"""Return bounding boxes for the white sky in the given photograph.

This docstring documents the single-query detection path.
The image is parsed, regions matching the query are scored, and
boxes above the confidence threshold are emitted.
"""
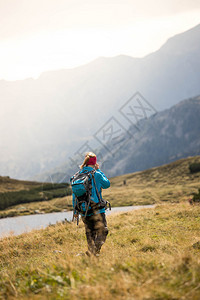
[0,0,200,80]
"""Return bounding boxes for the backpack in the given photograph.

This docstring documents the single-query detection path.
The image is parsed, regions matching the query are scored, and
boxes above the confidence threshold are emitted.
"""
[70,169,111,219]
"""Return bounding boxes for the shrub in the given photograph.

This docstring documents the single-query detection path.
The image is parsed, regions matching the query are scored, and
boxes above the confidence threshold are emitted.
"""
[189,162,200,174]
[192,188,200,203]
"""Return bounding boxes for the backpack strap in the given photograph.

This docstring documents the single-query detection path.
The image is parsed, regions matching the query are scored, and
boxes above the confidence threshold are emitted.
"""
[84,169,96,216]
[91,173,101,201]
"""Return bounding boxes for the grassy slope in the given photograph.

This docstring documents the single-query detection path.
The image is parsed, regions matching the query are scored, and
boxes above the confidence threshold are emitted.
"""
[0,176,71,218]
[103,155,200,206]
[1,155,200,219]
[0,176,42,193]
[0,203,200,299]
[0,177,47,218]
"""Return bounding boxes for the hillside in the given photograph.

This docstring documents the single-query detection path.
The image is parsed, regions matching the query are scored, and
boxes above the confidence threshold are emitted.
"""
[0,176,42,193]
[1,155,200,219]
[103,155,200,206]
[1,24,200,179]
[0,177,71,217]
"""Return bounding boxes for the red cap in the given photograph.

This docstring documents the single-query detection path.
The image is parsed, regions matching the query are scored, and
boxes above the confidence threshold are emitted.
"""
[86,156,97,166]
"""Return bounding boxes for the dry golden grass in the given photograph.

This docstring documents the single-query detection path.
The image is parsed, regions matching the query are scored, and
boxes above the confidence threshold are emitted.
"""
[0,203,200,299]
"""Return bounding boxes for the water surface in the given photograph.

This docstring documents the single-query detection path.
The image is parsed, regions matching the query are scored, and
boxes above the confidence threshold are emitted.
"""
[0,205,154,238]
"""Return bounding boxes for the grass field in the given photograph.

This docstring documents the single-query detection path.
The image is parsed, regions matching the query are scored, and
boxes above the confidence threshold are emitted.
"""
[0,156,200,299]
[0,203,200,299]
[1,156,200,218]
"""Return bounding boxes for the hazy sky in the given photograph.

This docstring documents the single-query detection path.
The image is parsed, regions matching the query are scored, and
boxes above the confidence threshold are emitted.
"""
[0,0,200,80]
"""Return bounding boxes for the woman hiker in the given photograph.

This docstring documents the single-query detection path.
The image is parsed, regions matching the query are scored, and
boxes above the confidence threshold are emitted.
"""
[72,152,110,256]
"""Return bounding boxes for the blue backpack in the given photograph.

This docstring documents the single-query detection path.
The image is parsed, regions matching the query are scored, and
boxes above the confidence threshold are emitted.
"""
[70,169,94,196]
[70,169,111,219]
[70,169,95,216]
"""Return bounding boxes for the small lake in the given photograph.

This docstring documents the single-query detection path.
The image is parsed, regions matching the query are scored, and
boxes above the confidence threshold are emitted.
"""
[0,205,154,238]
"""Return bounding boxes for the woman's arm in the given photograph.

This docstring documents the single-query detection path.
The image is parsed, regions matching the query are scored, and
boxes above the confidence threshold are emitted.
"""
[95,168,110,189]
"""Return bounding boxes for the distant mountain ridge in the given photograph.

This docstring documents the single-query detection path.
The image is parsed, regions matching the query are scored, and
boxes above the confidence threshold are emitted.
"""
[104,95,200,177]
[1,24,200,179]
[35,95,200,182]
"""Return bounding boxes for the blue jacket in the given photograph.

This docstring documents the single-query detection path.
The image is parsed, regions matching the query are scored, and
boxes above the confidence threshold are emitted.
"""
[72,166,110,216]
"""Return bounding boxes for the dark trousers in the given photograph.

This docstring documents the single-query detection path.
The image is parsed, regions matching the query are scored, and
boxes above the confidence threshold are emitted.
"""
[82,213,108,255]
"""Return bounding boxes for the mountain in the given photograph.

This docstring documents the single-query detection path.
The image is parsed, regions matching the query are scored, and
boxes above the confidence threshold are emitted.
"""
[36,95,200,182]
[104,95,200,177]
[1,24,200,179]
